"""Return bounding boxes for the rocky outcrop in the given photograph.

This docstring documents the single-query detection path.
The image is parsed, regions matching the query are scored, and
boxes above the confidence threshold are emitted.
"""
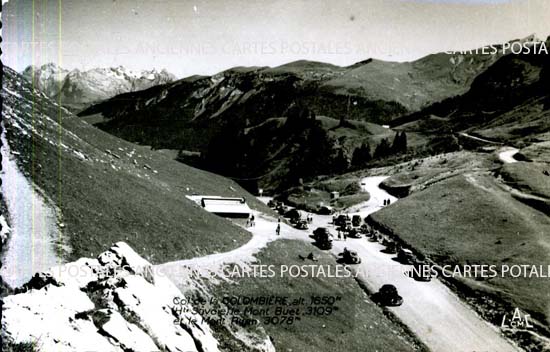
[22,64,176,109]
[1,242,220,352]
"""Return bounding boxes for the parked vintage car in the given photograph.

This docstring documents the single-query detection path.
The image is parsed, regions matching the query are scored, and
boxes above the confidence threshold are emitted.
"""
[294,219,309,230]
[312,227,333,250]
[383,241,398,254]
[352,215,362,227]
[346,228,362,238]
[317,205,334,215]
[334,214,350,226]
[359,224,372,236]
[374,284,403,306]
[285,208,301,220]
[407,263,432,282]
[341,247,361,264]
[397,248,416,265]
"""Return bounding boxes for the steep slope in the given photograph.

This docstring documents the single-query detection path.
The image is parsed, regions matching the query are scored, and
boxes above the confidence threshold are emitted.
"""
[392,37,550,147]
[322,50,502,111]
[1,67,423,352]
[1,66,264,266]
[22,64,176,111]
[76,43,506,191]
[2,242,220,352]
[369,170,550,351]
[79,46,499,144]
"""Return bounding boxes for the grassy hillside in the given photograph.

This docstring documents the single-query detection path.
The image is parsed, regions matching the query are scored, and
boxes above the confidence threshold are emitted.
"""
[498,161,550,199]
[393,40,550,149]
[2,66,269,263]
[211,240,425,352]
[323,49,501,111]
[369,173,550,342]
[378,151,499,196]
[75,45,504,192]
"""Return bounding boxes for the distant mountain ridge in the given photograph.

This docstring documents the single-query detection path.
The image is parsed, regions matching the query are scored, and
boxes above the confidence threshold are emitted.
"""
[391,36,550,144]
[77,35,549,191]
[2,65,260,262]
[78,41,505,144]
[21,63,176,110]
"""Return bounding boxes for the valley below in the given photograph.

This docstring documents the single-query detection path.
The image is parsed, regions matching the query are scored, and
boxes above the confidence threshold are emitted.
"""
[2,36,550,352]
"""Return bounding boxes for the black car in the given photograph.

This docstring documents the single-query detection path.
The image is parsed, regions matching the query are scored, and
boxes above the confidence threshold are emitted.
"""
[285,208,301,220]
[317,206,334,215]
[397,248,416,265]
[341,248,361,264]
[352,215,362,227]
[347,228,361,239]
[313,227,331,240]
[334,214,350,226]
[383,241,398,254]
[294,219,309,230]
[407,263,432,282]
[312,227,333,250]
[374,284,403,306]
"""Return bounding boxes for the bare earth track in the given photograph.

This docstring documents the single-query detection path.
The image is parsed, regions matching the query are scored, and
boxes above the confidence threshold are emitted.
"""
[160,176,519,352]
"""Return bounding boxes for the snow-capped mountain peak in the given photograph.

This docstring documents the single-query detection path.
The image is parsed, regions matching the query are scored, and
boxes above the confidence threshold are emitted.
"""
[21,64,176,110]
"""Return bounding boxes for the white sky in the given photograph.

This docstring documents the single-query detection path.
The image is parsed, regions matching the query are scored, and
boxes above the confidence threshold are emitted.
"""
[2,0,550,78]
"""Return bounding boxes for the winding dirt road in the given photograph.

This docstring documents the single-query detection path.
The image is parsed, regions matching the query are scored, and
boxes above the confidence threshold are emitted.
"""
[161,176,519,351]
[498,147,519,164]
[318,177,518,352]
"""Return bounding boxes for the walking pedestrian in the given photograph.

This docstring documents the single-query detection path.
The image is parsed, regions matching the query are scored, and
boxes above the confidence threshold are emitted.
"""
[250,214,255,227]
[276,224,281,236]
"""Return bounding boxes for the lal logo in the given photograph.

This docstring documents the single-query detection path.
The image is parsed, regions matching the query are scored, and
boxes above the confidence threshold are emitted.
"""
[501,308,533,329]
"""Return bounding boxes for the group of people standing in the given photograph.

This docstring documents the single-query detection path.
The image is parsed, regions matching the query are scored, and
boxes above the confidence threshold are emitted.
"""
[383,199,392,206]
[337,230,347,241]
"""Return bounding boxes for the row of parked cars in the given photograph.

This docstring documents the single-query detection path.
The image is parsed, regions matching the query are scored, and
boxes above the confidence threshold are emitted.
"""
[267,199,334,216]
[311,225,405,306]
[333,214,362,227]
[267,201,310,229]
[382,239,432,282]
[267,199,423,307]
